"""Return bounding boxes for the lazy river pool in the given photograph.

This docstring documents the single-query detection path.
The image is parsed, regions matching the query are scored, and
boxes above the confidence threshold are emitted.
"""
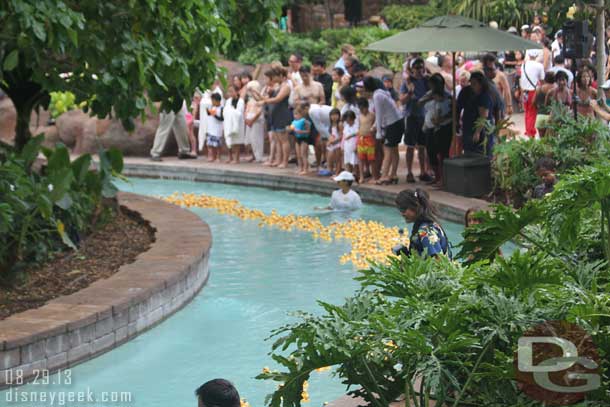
[2,178,471,407]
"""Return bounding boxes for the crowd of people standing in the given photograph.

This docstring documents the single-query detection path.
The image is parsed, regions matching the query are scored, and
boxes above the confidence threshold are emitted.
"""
[150,16,610,188]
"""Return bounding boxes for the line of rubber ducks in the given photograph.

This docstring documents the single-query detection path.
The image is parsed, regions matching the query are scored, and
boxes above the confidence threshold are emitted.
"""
[163,193,410,269]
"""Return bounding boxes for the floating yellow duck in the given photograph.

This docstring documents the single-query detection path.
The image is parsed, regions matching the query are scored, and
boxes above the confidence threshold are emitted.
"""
[164,193,409,269]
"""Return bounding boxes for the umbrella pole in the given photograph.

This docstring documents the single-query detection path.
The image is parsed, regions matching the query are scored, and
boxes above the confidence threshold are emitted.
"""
[451,51,458,157]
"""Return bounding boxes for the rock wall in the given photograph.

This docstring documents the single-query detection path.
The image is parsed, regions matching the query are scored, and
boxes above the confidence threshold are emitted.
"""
[0,99,177,157]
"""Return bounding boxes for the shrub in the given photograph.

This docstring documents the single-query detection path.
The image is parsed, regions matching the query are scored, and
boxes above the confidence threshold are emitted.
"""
[236,27,403,72]
[237,29,329,66]
[381,4,444,30]
[0,137,123,281]
[491,103,610,206]
[258,163,610,406]
[314,26,402,71]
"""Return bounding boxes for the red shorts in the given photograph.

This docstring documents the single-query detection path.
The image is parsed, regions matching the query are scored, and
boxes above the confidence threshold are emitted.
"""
[357,134,375,161]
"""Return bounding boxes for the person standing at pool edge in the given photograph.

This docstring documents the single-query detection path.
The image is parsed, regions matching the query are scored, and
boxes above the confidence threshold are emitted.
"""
[395,188,450,258]
[317,171,362,211]
[195,378,241,407]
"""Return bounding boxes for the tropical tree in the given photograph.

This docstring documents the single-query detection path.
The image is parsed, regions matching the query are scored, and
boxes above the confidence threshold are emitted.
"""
[0,0,281,151]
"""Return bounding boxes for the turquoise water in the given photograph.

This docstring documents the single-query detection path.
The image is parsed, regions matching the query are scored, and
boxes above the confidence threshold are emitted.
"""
[2,179,468,407]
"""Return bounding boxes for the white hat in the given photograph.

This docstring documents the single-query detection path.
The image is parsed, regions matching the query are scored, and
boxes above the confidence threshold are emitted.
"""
[521,24,530,31]
[601,80,610,89]
[526,49,541,58]
[334,171,355,183]
[507,26,518,34]
[489,21,498,29]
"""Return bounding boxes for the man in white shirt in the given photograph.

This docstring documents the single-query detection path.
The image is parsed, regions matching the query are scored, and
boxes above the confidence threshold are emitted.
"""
[549,55,573,88]
[551,30,564,62]
[150,102,196,161]
[520,49,545,137]
[334,44,355,72]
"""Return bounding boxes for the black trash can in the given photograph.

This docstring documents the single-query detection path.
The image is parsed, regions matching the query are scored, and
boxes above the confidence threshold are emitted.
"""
[443,153,491,198]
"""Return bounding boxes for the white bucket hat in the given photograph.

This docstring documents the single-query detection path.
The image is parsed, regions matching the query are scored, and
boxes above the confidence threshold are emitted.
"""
[334,171,355,183]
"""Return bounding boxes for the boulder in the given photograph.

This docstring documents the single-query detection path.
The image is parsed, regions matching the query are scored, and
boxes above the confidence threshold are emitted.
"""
[55,110,92,148]
[0,97,16,143]
[99,113,164,157]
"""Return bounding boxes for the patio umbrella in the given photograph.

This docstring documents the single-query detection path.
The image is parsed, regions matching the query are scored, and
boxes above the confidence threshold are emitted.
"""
[366,15,542,54]
[365,15,543,153]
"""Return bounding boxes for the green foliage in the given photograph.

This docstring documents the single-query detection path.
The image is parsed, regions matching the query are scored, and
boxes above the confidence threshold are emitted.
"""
[237,27,403,72]
[381,3,447,31]
[315,27,402,72]
[260,162,610,406]
[237,29,329,66]
[491,103,610,206]
[0,0,281,149]
[0,137,123,281]
[452,0,534,28]
[491,137,551,206]
[259,249,610,406]
[48,91,86,118]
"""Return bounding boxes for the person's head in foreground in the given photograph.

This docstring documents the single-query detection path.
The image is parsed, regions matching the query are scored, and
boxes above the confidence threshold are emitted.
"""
[195,379,240,407]
[395,188,438,224]
[536,157,556,187]
[395,188,449,258]
[555,71,568,90]
[334,170,355,191]
[469,71,489,95]
[465,207,486,227]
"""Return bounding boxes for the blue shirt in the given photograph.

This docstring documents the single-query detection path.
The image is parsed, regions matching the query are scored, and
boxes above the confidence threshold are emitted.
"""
[291,118,310,139]
[400,77,429,117]
[410,221,450,257]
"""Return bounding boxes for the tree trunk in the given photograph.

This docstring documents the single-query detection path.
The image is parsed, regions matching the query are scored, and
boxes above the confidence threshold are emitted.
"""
[14,101,33,151]
[3,79,44,151]
[595,0,606,83]
[324,0,334,29]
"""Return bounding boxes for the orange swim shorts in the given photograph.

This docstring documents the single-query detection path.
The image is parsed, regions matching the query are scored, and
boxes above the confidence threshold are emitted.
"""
[357,134,375,161]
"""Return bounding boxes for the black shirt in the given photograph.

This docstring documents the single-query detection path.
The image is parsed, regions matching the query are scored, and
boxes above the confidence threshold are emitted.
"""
[314,73,333,106]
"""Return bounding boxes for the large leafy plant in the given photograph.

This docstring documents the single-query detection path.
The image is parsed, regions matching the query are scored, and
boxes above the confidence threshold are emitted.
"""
[490,103,610,206]
[258,163,610,406]
[0,136,123,281]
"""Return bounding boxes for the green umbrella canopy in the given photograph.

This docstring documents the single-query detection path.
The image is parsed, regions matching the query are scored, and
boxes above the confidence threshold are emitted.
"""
[366,15,543,53]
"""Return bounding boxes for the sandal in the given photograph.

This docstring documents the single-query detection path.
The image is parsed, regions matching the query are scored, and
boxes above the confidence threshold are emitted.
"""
[406,173,416,183]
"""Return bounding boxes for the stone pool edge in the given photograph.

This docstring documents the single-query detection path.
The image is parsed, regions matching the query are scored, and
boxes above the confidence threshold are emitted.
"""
[121,161,489,224]
[0,192,212,389]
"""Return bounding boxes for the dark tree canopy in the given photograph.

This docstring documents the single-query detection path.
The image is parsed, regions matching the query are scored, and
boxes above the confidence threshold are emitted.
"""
[0,0,281,149]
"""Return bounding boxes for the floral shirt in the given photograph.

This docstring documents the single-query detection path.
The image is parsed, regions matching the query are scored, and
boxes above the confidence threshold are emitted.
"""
[410,221,450,257]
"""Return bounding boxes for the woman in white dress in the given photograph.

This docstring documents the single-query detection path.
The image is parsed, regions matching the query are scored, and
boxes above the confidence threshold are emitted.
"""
[224,85,246,163]
[244,81,265,162]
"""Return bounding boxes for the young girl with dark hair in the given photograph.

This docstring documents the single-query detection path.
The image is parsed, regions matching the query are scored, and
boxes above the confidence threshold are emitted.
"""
[327,108,343,175]
[394,188,450,257]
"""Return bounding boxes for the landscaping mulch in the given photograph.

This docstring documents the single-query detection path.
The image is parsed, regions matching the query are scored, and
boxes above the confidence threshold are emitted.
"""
[0,207,156,320]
